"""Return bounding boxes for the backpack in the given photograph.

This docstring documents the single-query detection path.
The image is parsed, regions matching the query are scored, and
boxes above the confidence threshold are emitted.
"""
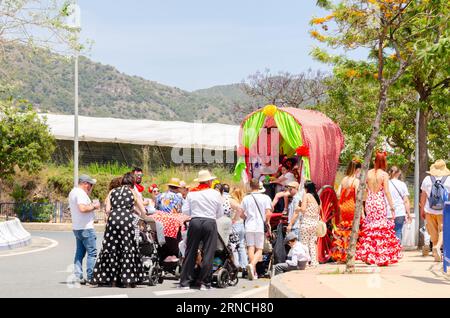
[429,176,449,210]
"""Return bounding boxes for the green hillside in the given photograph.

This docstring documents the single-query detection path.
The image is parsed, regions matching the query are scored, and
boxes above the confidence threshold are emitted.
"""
[1,45,260,124]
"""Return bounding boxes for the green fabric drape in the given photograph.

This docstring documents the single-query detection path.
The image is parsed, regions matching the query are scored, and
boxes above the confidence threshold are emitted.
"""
[280,139,296,157]
[274,111,303,150]
[303,157,311,181]
[274,111,311,179]
[233,157,247,182]
[242,111,267,149]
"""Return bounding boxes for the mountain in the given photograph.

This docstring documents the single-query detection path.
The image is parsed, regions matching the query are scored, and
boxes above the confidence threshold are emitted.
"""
[0,45,260,124]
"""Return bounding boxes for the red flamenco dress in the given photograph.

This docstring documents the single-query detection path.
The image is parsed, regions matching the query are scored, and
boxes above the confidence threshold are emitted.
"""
[331,185,359,263]
[356,187,402,266]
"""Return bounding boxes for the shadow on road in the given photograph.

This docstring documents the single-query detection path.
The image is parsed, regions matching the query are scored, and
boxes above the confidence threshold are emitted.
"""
[402,275,450,285]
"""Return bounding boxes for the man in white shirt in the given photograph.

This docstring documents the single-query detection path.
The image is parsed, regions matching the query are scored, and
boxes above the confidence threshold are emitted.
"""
[69,175,100,284]
[420,160,450,262]
[241,179,273,280]
[274,232,310,276]
[179,170,224,290]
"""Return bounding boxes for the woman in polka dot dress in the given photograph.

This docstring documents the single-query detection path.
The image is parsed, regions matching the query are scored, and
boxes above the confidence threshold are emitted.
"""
[93,173,146,288]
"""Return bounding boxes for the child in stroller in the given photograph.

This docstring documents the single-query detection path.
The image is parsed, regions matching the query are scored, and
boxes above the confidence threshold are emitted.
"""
[138,216,182,286]
[179,216,239,289]
[211,216,240,288]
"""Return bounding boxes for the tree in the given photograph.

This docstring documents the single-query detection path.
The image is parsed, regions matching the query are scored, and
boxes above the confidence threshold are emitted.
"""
[234,69,328,121]
[0,0,78,190]
[317,64,418,171]
[243,69,327,107]
[0,0,79,53]
[311,0,446,272]
[0,99,56,180]
[409,20,450,183]
[0,0,82,95]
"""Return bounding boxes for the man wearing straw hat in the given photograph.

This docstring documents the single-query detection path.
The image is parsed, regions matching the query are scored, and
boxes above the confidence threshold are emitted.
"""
[179,170,224,290]
[420,160,450,262]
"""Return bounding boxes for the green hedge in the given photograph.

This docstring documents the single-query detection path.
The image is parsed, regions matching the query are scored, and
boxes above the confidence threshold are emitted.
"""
[46,165,238,202]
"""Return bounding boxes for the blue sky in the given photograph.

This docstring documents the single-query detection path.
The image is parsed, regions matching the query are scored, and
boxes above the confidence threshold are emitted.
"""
[78,0,365,91]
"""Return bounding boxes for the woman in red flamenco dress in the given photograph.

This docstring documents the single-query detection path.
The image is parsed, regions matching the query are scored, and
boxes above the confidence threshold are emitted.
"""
[356,152,403,266]
[331,159,362,263]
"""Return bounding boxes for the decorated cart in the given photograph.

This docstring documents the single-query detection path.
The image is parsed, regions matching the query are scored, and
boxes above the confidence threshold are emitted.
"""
[233,105,344,263]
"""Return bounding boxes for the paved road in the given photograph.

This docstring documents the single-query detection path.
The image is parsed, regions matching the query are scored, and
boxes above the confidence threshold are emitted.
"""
[0,231,269,298]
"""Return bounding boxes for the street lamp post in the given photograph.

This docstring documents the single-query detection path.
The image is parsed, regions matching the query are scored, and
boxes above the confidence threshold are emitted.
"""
[69,1,81,188]
[74,42,79,188]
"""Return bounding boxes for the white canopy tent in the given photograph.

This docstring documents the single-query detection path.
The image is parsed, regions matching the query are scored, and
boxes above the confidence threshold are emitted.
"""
[39,114,240,151]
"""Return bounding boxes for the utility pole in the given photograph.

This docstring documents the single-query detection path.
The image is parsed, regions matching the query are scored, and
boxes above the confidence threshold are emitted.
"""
[69,1,81,187]
[74,42,79,187]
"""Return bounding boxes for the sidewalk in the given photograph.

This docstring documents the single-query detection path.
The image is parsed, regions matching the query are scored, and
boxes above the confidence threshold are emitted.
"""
[269,251,450,298]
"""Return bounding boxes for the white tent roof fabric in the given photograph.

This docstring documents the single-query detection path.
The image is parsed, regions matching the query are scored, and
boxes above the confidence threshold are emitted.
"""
[40,114,240,151]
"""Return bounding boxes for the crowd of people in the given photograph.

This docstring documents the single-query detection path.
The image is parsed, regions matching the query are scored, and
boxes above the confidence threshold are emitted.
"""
[68,154,450,288]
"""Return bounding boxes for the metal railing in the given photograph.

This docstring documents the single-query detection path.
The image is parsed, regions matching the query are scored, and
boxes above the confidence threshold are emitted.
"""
[0,202,107,224]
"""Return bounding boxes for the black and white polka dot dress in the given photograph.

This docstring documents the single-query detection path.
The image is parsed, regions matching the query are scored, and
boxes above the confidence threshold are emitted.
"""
[93,186,143,286]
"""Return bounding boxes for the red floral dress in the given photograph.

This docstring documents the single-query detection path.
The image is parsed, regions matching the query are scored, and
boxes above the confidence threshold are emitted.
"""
[356,186,402,266]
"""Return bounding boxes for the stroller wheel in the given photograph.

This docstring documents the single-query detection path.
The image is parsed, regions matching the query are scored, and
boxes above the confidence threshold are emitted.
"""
[229,271,239,287]
[148,266,159,287]
[217,269,230,289]
[158,276,164,285]
[174,265,181,279]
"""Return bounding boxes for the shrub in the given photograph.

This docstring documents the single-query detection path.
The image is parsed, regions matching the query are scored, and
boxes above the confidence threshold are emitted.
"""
[15,201,54,223]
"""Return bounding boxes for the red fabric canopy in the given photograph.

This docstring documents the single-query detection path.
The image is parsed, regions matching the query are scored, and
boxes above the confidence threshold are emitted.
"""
[241,107,344,189]
[282,108,344,189]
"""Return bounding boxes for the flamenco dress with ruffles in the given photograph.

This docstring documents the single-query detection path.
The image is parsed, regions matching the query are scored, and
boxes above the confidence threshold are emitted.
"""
[331,185,360,263]
[356,186,402,266]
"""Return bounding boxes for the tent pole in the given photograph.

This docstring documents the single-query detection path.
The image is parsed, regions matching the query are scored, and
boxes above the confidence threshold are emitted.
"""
[117,143,129,167]
[158,146,167,167]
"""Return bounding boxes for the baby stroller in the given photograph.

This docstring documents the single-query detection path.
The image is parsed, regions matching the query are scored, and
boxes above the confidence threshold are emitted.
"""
[211,216,240,288]
[138,216,182,286]
[179,217,239,289]
[255,213,289,278]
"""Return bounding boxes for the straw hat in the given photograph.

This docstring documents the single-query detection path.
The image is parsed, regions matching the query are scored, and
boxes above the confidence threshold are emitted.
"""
[167,178,182,188]
[427,160,450,177]
[194,170,217,183]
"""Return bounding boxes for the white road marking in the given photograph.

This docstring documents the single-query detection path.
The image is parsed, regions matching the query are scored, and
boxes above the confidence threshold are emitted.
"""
[0,237,58,258]
[83,294,129,298]
[153,289,197,296]
[231,286,269,298]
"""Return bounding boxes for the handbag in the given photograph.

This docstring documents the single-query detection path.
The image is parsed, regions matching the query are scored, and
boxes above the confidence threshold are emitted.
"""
[263,236,273,254]
[317,220,327,238]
